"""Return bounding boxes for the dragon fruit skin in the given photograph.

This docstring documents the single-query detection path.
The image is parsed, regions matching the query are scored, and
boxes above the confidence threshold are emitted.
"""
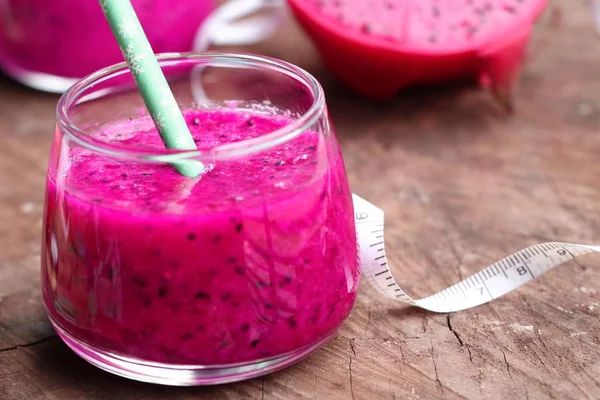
[287,0,549,106]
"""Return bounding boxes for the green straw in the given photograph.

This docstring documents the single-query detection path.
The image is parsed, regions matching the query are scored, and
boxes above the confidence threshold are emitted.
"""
[99,0,203,177]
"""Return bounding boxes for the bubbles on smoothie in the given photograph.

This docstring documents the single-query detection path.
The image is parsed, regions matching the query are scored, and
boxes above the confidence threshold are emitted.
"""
[293,154,309,164]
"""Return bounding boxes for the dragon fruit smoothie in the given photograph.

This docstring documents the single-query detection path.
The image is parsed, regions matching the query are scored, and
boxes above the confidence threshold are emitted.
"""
[42,108,359,367]
[0,0,214,91]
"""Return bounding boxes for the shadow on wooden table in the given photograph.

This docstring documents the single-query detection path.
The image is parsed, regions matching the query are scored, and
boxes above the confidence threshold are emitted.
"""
[0,70,62,103]
[324,78,507,140]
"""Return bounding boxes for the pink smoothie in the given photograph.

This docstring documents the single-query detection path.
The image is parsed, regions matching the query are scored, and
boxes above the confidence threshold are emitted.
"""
[42,109,359,365]
[0,0,214,79]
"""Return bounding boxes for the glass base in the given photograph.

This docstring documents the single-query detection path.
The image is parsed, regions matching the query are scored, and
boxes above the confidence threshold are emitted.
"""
[50,319,332,386]
[0,52,77,93]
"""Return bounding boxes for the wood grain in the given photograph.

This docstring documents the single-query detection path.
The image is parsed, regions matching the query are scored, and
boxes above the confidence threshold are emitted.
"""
[1,0,600,398]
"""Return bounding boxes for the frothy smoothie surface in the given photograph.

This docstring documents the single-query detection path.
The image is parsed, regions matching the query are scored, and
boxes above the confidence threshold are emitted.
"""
[43,109,359,365]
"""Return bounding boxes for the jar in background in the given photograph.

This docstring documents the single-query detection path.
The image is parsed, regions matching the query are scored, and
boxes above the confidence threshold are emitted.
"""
[0,0,215,92]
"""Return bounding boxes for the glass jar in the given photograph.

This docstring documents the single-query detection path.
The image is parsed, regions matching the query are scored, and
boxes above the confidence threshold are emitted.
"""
[0,0,215,93]
[42,52,359,385]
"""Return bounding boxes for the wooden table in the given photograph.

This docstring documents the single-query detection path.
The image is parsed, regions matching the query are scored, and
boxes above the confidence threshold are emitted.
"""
[2,1,600,398]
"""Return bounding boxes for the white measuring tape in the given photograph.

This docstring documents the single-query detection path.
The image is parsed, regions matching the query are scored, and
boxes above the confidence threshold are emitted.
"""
[353,194,600,313]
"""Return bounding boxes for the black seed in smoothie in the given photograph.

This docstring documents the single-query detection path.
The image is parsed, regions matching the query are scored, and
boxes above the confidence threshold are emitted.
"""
[240,323,250,332]
[106,305,117,318]
[311,304,322,324]
[182,332,194,341]
[269,175,275,179]
[100,178,109,183]
[275,160,286,166]
[111,184,120,191]
[187,233,196,241]
[284,275,293,284]
[250,338,260,348]
[142,172,152,177]
[234,265,245,275]
[303,258,310,265]
[326,306,336,320]
[121,173,128,179]
[227,256,237,263]
[265,302,273,310]
[212,235,221,244]
[219,339,232,349]
[235,223,244,232]
[221,293,232,302]
[158,285,168,298]
[70,238,86,259]
[194,291,210,300]
[232,301,240,308]
[287,317,297,329]
[305,145,316,152]
[132,277,146,288]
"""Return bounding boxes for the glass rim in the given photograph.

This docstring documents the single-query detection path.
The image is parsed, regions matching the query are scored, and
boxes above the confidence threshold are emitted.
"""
[56,52,326,163]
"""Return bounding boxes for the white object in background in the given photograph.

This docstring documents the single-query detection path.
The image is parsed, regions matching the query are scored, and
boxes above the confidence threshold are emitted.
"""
[191,0,287,105]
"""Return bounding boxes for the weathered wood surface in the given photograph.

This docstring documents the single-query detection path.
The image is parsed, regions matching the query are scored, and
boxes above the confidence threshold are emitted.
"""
[1,0,600,398]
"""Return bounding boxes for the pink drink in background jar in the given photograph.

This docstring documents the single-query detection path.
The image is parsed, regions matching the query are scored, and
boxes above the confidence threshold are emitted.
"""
[0,0,215,92]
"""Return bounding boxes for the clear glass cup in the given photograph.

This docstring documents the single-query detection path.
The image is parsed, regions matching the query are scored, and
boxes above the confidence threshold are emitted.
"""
[42,52,360,385]
[0,0,215,93]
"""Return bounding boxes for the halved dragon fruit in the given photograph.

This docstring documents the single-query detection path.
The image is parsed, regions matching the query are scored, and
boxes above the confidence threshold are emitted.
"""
[287,0,549,108]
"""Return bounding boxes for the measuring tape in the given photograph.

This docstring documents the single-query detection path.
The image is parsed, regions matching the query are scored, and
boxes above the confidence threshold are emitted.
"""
[353,194,600,313]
